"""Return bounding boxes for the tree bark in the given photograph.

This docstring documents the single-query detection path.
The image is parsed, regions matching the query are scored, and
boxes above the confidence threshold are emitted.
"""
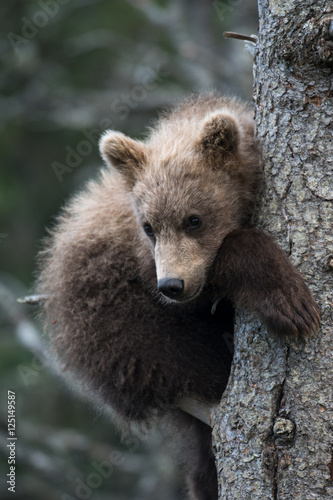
[213,1,333,499]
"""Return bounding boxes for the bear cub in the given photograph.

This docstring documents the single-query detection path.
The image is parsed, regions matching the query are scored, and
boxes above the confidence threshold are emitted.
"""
[37,93,319,500]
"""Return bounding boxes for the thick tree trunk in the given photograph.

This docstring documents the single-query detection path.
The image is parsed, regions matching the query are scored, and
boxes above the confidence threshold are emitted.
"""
[213,1,333,499]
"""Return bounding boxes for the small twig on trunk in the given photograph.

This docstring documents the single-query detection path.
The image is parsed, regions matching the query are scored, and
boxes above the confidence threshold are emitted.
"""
[224,32,257,43]
[177,396,216,427]
[17,294,50,305]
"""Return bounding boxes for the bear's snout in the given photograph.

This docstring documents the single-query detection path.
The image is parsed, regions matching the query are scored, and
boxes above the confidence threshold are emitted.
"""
[157,278,184,299]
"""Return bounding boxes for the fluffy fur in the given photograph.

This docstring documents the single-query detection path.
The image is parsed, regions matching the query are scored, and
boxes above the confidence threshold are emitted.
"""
[37,93,319,500]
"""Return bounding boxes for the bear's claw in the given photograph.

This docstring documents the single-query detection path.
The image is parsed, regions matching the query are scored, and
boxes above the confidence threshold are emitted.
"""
[262,288,320,342]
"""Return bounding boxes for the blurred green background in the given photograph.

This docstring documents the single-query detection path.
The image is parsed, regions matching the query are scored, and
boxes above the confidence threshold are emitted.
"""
[0,1,257,498]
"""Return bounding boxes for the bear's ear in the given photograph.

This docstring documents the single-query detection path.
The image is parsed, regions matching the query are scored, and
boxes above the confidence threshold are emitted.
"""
[197,113,239,163]
[99,131,147,186]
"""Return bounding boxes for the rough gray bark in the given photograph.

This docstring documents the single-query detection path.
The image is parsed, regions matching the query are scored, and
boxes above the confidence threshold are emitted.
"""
[213,1,333,499]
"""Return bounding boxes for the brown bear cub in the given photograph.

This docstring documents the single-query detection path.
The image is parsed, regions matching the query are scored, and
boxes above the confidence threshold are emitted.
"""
[37,93,319,500]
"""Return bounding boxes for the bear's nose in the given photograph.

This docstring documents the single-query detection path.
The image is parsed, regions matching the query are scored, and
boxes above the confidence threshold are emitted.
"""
[157,278,184,299]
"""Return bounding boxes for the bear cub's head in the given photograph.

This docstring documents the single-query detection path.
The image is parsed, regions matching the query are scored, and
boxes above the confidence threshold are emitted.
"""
[100,102,258,303]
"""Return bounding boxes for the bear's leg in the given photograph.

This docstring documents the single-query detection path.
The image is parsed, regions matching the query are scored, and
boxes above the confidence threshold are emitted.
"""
[163,410,218,500]
[211,228,320,340]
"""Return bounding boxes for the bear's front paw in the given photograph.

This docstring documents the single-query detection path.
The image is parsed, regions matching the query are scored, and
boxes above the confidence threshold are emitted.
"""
[259,281,320,341]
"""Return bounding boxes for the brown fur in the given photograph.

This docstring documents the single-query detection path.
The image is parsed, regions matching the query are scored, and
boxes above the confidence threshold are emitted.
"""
[37,93,319,500]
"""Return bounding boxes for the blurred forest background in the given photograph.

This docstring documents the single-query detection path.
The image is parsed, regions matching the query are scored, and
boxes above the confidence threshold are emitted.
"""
[0,1,258,499]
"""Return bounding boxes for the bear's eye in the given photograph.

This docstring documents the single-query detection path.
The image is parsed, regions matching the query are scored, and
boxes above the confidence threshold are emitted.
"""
[187,215,202,229]
[144,223,154,237]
